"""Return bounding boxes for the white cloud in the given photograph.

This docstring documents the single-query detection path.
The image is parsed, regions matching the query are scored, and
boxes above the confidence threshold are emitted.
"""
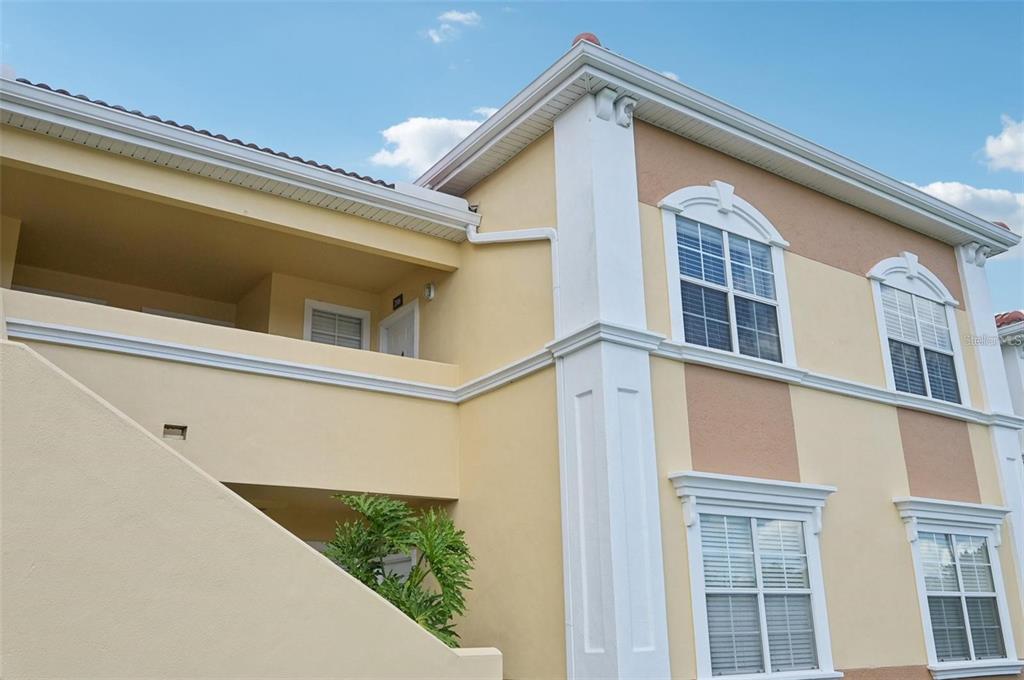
[985,116,1024,172]
[661,71,679,81]
[909,180,1024,259]
[439,10,480,26]
[371,108,495,176]
[425,10,481,43]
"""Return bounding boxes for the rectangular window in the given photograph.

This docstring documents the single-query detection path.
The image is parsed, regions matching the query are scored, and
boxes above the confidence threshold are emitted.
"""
[700,514,819,676]
[676,216,783,363]
[920,532,1006,662]
[880,285,961,403]
[303,300,369,350]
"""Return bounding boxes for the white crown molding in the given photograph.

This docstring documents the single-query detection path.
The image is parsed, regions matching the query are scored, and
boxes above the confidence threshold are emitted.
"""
[894,496,1010,533]
[658,180,790,248]
[416,42,1018,255]
[867,252,959,306]
[671,470,836,521]
[997,320,1024,341]
[0,78,479,242]
[8,316,1023,428]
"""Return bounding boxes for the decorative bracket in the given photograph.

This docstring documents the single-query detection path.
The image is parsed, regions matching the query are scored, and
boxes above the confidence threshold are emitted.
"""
[900,251,920,279]
[962,242,992,267]
[614,95,638,128]
[811,507,824,535]
[682,495,698,527]
[904,516,919,543]
[595,88,617,122]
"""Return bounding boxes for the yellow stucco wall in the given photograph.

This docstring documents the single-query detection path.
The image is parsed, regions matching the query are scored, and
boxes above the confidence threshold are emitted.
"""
[267,271,381,345]
[453,368,565,679]
[464,132,557,232]
[0,340,500,678]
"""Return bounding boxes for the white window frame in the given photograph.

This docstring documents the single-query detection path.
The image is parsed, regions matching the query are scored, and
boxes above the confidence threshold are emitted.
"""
[868,252,971,407]
[660,181,797,367]
[894,497,1023,679]
[378,298,420,358]
[302,299,371,350]
[670,471,840,680]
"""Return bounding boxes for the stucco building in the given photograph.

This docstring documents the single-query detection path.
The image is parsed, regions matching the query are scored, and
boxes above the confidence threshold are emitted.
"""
[2,34,1022,680]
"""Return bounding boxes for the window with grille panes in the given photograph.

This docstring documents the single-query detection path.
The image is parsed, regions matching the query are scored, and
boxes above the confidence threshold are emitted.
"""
[919,532,1008,663]
[675,215,783,363]
[879,284,961,403]
[303,301,369,350]
[699,514,821,676]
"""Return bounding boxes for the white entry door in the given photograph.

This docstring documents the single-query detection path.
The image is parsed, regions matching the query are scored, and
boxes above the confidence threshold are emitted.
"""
[379,300,419,358]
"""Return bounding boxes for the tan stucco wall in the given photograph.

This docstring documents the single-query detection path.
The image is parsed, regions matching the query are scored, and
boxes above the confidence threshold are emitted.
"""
[634,121,965,303]
[452,367,565,679]
[236,273,272,333]
[13,264,237,324]
[1,214,20,287]
[463,132,557,232]
[685,364,801,481]
[786,252,888,386]
[0,340,500,678]
[267,271,381,346]
[898,408,981,503]
[790,387,926,668]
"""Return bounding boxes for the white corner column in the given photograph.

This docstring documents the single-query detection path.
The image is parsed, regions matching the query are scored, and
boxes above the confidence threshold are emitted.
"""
[957,242,1024,599]
[552,89,672,679]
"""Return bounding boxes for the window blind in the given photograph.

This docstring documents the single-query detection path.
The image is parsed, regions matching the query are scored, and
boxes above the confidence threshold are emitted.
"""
[700,514,819,676]
[310,308,363,349]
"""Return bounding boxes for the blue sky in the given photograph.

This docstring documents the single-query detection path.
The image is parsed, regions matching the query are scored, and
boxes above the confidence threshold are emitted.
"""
[1,1,1021,310]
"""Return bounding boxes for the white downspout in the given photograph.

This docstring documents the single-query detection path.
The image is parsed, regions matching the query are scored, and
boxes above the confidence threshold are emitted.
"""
[465,222,561,335]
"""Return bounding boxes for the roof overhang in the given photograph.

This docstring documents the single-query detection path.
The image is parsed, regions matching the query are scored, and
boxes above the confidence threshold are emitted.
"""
[999,321,1024,341]
[417,41,1019,255]
[0,78,479,242]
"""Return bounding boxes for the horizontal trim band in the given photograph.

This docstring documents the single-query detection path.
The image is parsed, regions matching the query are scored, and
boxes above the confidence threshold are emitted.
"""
[5,319,552,404]
[8,317,1022,428]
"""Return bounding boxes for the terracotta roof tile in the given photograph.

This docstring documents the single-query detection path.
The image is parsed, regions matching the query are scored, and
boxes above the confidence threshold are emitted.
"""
[14,78,394,189]
[993,221,1012,231]
[996,310,1024,328]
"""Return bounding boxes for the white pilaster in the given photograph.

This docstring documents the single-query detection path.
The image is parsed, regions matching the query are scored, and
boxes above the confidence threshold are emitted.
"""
[956,243,1024,599]
[553,91,672,679]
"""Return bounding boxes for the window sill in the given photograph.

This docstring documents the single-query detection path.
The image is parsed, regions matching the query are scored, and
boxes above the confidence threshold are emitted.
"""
[928,660,1024,679]
[697,671,843,680]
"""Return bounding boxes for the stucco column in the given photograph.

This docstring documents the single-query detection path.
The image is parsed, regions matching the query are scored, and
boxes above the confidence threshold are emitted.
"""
[552,90,672,679]
[956,242,1024,602]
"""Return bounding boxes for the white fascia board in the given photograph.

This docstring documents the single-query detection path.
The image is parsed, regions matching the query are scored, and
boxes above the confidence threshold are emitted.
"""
[998,321,1024,341]
[417,42,1018,253]
[0,78,479,237]
[894,496,1011,528]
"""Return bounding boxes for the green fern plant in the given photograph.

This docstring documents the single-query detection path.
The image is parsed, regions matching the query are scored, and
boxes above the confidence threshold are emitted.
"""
[325,494,473,647]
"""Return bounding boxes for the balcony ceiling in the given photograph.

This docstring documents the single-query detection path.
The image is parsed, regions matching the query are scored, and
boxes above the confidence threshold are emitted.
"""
[2,165,431,301]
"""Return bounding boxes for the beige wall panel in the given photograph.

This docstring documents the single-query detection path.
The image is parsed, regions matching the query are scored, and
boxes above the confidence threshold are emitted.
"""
[1,128,461,270]
[453,368,565,679]
[969,424,1003,506]
[267,272,380,346]
[25,341,461,499]
[898,408,980,503]
[650,357,698,678]
[786,252,888,386]
[235,274,272,333]
[634,122,965,303]
[639,202,673,338]
[1,214,21,287]
[957,307,987,410]
[1,341,499,678]
[790,387,925,668]
[463,132,557,231]
[14,264,236,324]
[685,364,801,481]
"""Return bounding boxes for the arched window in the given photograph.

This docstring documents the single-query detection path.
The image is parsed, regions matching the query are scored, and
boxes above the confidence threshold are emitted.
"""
[868,252,969,405]
[660,181,795,365]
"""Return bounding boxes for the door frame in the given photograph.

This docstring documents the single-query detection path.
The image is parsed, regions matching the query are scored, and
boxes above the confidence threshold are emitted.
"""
[378,298,420,358]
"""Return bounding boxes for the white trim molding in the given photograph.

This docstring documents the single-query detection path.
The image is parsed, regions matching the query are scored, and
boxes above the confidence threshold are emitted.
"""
[894,497,1023,680]
[302,299,371,351]
[660,181,797,367]
[670,472,840,680]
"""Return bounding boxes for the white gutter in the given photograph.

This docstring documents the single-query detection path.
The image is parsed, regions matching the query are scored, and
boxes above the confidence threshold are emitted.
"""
[465,222,561,333]
[0,78,480,239]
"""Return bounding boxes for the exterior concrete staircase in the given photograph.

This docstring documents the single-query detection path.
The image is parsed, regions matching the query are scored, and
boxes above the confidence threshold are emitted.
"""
[0,340,500,679]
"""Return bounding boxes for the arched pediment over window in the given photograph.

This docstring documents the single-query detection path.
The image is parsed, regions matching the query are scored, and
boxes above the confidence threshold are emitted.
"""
[867,251,959,307]
[658,181,789,249]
